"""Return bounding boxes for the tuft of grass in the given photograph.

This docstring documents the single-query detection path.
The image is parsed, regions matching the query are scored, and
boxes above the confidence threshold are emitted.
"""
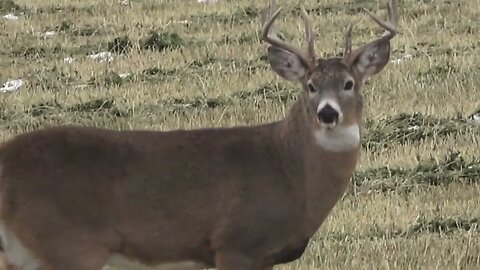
[404,217,480,235]
[140,31,184,52]
[108,36,132,54]
[352,151,480,193]
[67,98,115,112]
[363,113,479,151]
[320,216,480,240]
[11,46,46,59]
[0,0,22,13]
[26,102,59,117]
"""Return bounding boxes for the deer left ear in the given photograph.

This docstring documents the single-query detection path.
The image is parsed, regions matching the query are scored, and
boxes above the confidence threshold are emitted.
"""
[347,38,391,80]
[343,0,399,80]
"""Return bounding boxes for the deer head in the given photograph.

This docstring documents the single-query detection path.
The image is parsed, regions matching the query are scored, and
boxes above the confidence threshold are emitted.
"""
[261,0,399,130]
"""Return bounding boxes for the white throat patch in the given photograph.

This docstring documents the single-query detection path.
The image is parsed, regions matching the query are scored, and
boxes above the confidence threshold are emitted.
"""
[313,124,360,152]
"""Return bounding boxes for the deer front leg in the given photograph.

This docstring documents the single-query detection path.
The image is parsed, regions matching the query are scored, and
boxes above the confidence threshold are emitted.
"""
[215,251,265,270]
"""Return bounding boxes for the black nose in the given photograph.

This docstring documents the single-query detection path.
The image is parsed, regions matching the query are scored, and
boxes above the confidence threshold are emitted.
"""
[317,104,339,124]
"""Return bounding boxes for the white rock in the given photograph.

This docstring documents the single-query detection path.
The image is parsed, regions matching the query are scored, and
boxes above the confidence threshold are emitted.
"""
[87,51,114,62]
[119,73,130,78]
[0,79,24,93]
[2,14,18,20]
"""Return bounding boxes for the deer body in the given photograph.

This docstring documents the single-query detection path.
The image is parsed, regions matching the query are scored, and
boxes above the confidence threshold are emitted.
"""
[0,0,398,269]
[0,94,358,269]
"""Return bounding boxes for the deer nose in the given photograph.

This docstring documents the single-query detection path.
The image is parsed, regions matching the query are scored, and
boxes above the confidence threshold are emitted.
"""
[317,104,339,124]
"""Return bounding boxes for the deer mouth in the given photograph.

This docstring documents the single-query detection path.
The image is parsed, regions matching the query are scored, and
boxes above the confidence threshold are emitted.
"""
[317,103,341,129]
[320,121,337,129]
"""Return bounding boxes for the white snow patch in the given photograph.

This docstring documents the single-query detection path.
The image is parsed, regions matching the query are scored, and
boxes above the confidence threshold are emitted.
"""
[87,51,114,62]
[467,113,480,126]
[391,54,413,65]
[43,31,56,38]
[74,84,89,89]
[197,0,219,3]
[176,20,192,26]
[2,14,18,20]
[406,125,420,131]
[63,57,75,64]
[0,79,24,93]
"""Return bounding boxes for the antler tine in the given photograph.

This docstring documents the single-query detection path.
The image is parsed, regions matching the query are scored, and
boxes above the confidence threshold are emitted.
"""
[363,0,399,40]
[300,3,316,62]
[271,0,278,14]
[261,0,287,41]
[343,21,357,57]
[261,2,313,68]
[260,0,277,26]
[388,0,399,29]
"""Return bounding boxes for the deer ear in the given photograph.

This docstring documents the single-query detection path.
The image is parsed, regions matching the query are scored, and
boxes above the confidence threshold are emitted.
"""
[267,46,308,82]
[349,39,391,80]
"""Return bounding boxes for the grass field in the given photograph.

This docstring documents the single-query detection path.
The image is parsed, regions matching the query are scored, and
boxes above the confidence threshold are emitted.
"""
[0,0,479,269]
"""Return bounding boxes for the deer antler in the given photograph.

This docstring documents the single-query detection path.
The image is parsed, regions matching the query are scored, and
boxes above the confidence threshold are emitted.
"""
[344,0,399,59]
[363,0,399,40]
[343,21,357,57]
[260,0,286,41]
[260,0,276,35]
[261,0,316,69]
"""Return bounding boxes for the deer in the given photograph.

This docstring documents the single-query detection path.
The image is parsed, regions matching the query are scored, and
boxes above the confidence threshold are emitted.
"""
[0,0,398,269]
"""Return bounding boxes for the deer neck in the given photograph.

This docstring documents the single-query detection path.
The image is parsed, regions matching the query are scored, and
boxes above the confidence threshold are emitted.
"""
[276,93,361,235]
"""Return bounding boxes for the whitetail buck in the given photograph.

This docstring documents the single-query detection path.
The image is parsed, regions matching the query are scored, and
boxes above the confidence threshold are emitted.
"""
[0,0,398,269]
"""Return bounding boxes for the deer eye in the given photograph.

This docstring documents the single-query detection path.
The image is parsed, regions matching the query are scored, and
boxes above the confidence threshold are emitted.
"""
[344,80,354,91]
[307,82,316,93]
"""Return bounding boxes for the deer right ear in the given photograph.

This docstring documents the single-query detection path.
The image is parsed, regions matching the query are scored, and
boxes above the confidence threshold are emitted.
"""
[267,46,308,82]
